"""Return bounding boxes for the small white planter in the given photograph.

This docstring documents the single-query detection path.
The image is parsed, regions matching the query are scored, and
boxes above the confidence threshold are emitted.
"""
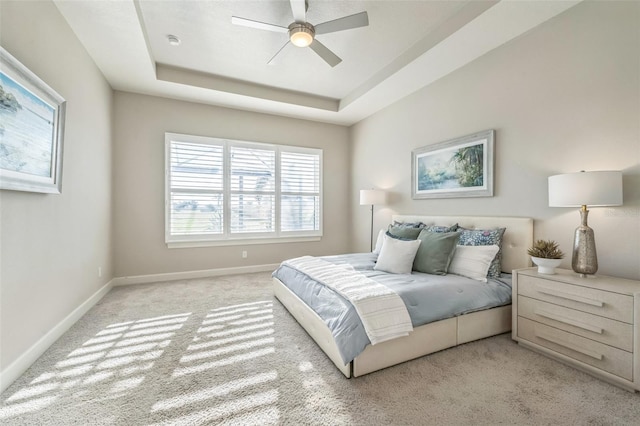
[531,257,562,274]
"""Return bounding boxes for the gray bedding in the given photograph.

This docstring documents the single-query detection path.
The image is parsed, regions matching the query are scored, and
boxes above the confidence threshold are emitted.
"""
[272,252,512,364]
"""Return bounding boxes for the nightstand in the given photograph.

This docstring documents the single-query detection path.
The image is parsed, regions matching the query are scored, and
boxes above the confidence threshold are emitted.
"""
[512,267,640,392]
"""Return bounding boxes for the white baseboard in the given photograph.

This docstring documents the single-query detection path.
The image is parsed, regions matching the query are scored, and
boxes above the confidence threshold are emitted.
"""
[111,263,279,286]
[0,279,114,394]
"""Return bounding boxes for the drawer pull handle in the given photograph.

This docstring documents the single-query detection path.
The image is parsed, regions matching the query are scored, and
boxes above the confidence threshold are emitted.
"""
[534,309,603,334]
[536,285,604,307]
[535,331,604,360]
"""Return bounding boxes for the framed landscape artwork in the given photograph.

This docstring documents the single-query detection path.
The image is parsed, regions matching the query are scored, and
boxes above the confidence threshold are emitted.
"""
[412,129,494,199]
[0,47,66,194]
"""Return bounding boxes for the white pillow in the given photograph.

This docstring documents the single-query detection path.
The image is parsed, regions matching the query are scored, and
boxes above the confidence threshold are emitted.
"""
[448,245,500,282]
[374,234,421,274]
[373,229,386,254]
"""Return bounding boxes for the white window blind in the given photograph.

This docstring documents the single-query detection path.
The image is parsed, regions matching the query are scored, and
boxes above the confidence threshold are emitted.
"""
[165,133,322,246]
[281,151,320,232]
[168,141,224,236]
[230,146,275,234]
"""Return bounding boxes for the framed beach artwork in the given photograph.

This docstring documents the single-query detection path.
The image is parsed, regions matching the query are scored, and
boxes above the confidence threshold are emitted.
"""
[0,47,66,194]
[412,129,494,199]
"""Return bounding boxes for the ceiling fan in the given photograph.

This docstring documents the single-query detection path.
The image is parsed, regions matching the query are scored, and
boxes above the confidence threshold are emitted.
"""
[231,0,369,67]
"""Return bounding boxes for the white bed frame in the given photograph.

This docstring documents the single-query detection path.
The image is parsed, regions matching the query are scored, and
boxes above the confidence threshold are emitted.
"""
[273,215,534,378]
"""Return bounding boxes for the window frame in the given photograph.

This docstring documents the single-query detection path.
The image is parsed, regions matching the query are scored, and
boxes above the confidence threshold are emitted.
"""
[165,133,323,248]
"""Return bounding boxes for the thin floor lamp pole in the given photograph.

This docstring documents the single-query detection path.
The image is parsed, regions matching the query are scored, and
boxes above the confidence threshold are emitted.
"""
[369,204,374,252]
[360,189,385,252]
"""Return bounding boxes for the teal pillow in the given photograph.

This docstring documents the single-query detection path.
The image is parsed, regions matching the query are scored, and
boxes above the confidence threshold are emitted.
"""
[413,230,461,275]
[387,224,422,240]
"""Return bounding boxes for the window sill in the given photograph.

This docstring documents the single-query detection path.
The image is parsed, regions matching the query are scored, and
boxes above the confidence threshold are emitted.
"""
[167,236,321,249]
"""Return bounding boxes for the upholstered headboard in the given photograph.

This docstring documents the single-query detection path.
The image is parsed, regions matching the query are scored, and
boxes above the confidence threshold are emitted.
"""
[391,215,534,273]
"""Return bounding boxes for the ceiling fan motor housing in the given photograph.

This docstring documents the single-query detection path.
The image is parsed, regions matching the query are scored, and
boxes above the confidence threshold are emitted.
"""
[288,22,315,47]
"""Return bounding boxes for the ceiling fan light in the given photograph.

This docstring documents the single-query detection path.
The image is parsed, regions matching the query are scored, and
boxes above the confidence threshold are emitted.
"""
[291,31,313,47]
[289,24,314,47]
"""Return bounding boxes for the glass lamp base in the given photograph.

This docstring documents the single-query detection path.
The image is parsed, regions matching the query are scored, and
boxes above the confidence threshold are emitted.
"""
[572,208,598,276]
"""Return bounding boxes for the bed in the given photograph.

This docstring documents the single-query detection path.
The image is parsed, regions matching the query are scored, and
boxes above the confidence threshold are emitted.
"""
[273,215,533,377]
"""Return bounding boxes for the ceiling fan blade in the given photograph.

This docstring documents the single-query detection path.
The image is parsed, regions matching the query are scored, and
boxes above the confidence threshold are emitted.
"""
[231,16,288,33]
[268,41,291,65]
[290,0,306,23]
[315,11,369,35]
[309,39,342,67]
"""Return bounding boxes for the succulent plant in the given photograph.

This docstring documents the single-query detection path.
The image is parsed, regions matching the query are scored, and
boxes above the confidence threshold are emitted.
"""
[527,239,565,259]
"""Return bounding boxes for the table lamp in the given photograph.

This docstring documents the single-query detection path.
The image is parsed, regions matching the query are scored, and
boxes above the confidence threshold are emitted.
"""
[548,170,623,277]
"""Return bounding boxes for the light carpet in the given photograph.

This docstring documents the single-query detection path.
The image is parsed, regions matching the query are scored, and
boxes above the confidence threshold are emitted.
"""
[1,272,639,425]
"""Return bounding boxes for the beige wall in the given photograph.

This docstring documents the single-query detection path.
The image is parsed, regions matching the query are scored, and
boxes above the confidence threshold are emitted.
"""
[350,1,640,280]
[0,0,113,371]
[113,92,351,277]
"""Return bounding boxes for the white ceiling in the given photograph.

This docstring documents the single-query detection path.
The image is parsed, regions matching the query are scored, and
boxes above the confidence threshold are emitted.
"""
[53,0,581,126]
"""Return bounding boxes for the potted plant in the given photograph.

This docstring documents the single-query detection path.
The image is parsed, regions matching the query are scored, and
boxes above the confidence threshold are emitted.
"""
[527,239,565,274]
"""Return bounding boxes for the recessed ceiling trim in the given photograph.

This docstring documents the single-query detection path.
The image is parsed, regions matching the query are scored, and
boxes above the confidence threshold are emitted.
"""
[340,0,498,110]
[156,63,339,111]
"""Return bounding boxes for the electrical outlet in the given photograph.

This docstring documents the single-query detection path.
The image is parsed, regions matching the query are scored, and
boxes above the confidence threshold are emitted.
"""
[242,250,247,259]
[98,267,102,278]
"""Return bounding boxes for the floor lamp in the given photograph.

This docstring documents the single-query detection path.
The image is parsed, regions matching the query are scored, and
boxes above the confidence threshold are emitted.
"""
[548,170,623,277]
[360,189,387,251]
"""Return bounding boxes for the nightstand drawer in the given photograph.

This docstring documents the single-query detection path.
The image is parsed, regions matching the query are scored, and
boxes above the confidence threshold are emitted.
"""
[518,318,633,381]
[518,296,633,351]
[518,275,633,323]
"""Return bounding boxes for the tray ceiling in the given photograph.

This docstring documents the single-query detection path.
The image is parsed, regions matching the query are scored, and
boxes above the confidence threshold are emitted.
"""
[53,0,581,125]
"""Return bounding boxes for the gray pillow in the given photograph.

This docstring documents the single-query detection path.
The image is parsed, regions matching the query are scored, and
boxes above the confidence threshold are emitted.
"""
[392,221,424,229]
[387,224,422,240]
[413,230,461,275]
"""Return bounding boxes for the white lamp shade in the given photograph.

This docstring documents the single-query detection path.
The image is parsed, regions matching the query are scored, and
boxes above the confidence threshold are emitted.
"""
[360,189,386,205]
[548,171,623,207]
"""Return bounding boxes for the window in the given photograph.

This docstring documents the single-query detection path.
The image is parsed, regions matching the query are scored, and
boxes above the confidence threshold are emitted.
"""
[165,133,322,247]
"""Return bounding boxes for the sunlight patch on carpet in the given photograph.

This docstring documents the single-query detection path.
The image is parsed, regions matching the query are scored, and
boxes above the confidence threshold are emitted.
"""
[149,390,280,426]
[204,322,274,339]
[180,337,275,363]
[172,347,276,377]
[152,371,278,412]
[189,328,275,351]
[0,312,192,420]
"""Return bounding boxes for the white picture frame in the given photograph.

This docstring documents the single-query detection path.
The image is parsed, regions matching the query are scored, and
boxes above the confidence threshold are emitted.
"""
[412,129,494,199]
[0,47,66,194]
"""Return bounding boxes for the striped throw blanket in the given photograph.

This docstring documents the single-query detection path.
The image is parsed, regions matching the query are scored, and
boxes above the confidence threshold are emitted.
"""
[283,256,413,345]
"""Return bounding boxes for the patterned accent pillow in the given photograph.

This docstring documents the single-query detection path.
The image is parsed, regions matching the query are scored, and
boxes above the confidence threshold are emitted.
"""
[457,227,506,278]
[423,223,459,233]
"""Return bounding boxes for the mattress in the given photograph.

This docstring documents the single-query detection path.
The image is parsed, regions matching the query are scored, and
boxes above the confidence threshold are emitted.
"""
[272,252,512,364]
